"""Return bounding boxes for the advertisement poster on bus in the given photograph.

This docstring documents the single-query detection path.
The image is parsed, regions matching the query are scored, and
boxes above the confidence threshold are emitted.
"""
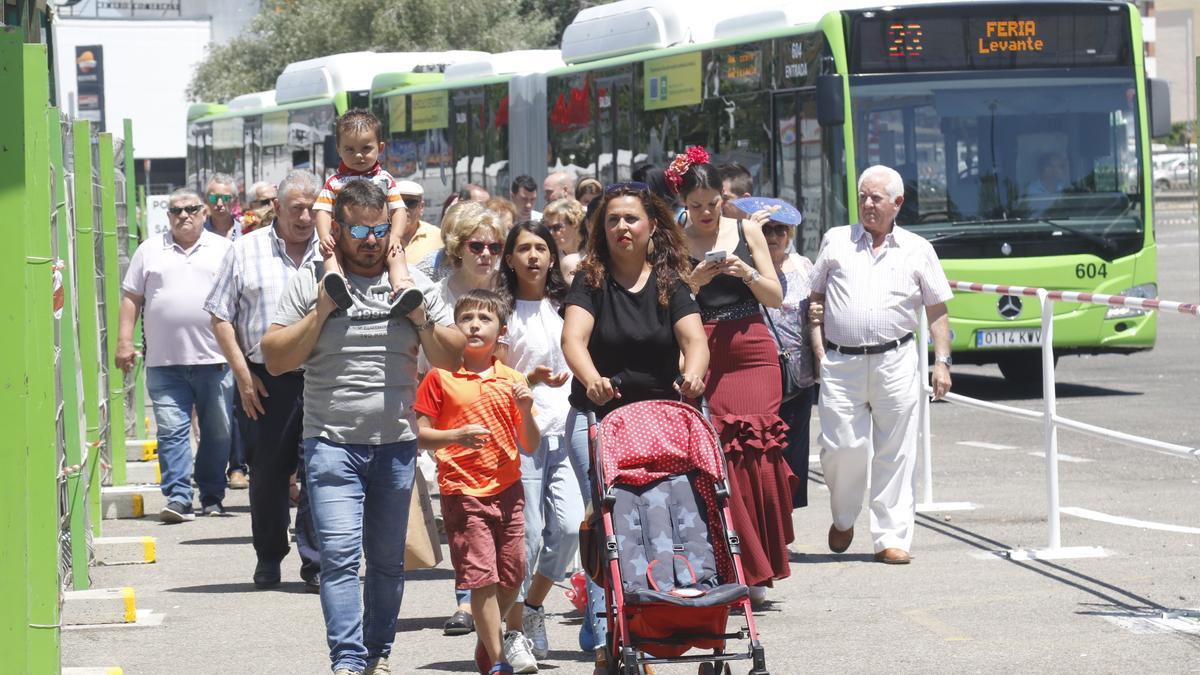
[411,91,449,131]
[643,52,701,111]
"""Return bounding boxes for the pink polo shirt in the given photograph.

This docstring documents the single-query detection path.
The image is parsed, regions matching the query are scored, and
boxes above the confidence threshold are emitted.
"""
[122,230,232,367]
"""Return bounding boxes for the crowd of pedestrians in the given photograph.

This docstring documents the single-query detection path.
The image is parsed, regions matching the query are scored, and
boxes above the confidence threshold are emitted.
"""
[117,106,954,675]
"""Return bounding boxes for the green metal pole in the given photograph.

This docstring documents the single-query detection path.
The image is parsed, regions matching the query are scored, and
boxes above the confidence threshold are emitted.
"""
[22,43,62,671]
[73,120,104,535]
[99,133,127,486]
[51,109,90,591]
[0,29,59,674]
[123,119,146,437]
[0,30,34,675]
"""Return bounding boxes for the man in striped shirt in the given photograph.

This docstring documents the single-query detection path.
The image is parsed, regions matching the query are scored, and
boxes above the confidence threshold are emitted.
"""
[808,164,954,565]
[204,169,323,590]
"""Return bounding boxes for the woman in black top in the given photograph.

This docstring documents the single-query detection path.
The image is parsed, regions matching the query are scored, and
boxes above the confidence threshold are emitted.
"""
[560,182,708,671]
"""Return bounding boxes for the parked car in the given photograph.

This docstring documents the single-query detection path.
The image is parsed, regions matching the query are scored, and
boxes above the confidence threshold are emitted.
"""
[1153,155,1194,190]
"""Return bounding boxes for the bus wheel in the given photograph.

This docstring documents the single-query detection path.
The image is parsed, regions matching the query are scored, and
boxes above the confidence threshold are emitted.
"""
[996,353,1058,389]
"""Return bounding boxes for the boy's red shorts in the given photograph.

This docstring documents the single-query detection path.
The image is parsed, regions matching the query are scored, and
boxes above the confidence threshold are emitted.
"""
[442,480,526,590]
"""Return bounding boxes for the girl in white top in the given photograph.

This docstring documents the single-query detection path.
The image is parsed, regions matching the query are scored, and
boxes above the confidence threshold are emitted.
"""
[498,220,582,661]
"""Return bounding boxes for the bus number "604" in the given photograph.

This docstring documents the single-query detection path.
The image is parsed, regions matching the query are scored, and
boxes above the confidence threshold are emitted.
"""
[1075,263,1108,279]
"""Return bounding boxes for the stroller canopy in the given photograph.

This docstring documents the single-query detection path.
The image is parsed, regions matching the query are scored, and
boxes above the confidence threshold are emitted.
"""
[598,400,725,489]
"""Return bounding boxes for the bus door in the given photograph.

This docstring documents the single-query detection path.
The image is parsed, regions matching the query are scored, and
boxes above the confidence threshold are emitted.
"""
[595,74,633,183]
[773,89,825,259]
[452,93,485,191]
[243,117,261,191]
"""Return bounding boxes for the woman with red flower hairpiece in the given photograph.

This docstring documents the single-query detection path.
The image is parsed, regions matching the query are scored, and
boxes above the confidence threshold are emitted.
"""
[672,146,797,606]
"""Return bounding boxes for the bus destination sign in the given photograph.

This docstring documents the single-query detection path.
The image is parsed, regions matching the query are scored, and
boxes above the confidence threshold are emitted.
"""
[854,6,1131,73]
[976,20,1045,55]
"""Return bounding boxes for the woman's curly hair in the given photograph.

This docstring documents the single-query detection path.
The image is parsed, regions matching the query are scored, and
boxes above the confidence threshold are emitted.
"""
[577,185,693,307]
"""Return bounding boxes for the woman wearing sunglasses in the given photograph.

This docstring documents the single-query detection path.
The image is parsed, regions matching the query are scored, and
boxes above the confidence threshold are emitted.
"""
[747,198,819,511]
[541,198,587,284]
[669,147,795,608]
[561,182,709,672]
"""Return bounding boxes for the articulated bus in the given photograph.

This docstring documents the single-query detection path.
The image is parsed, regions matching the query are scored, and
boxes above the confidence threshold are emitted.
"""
[185,50,486,193]
[367,0,1166,383]
[369,50,565,212]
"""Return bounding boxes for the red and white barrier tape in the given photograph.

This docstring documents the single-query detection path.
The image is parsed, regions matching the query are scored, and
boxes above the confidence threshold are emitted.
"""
[948,280,1199,317]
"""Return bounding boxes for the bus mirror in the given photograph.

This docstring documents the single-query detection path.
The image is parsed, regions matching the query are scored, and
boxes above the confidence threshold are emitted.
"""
[817,75,844,127]
[1149,77,1171,138]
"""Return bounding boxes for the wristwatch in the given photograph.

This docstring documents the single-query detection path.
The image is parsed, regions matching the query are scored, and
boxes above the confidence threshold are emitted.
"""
[743,268,761,286]
[935,355,953,366]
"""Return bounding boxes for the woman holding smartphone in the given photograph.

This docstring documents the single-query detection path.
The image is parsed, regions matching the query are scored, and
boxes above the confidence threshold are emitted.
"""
[670,147,796,607]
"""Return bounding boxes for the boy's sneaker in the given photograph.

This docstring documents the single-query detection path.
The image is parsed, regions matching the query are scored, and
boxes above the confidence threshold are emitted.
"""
[160,500,194,523]
[502,631,538,674]
[522,605,549,660]
[390,286,425,318]
[322,272,355,310]
[363,656,390,674]
[200,500,232,517]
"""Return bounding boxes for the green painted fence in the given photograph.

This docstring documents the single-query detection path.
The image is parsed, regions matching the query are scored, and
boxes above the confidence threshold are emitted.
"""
[1,29,145,674]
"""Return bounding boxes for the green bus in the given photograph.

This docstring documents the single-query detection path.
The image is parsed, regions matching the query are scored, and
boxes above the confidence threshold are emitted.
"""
[370,0,1167,383]
[185,50,485,194]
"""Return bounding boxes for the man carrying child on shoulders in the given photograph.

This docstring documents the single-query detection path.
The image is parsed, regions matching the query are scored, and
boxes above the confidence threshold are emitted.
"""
[262,179,464,675]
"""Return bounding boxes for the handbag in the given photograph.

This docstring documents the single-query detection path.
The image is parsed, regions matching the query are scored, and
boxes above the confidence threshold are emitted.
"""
[404,475,443,570]
[762,305,805,403]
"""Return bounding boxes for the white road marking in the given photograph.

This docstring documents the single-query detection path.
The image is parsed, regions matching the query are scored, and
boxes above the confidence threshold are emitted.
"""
[1061,507,1200,534]
[1027,451,1093,463]
[956,441,1017,450]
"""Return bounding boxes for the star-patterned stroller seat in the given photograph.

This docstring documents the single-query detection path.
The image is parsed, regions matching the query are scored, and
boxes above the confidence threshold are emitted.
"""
[590,400,766,667]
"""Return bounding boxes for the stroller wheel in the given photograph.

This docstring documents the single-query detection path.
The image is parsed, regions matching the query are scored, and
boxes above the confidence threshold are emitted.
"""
[698,664,732,675]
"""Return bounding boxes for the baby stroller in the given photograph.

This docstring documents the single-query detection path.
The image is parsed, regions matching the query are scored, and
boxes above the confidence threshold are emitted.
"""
[584,398,768,675]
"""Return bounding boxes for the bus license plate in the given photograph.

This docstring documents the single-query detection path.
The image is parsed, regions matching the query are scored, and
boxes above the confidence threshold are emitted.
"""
[975,328,1042,348]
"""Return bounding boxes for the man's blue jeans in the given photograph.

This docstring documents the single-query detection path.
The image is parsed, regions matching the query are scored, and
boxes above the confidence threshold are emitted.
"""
[304,437,416,673]
[146,364,233,506]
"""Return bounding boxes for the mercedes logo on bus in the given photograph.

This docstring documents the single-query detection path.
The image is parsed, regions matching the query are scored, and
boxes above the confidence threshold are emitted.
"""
[997,295,1023,319]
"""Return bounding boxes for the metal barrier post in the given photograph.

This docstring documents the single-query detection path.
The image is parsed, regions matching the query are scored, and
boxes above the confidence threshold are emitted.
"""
[54,112,91,590]
[1038,290,1063,550]
[0,31,61,672]
[99,133,128,485]
[915,306,976,513]
[73,120,105,535]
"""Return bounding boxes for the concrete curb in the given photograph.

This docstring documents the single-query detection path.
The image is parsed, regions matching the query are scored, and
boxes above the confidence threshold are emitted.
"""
[94,536,156,565]
[62,587,137,625]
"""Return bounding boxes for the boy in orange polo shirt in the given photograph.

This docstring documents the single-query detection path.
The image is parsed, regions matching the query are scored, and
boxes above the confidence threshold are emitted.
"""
[415,289,541,675]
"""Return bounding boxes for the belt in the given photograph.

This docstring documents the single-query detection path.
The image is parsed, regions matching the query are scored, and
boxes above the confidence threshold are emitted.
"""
[825,333,914,355]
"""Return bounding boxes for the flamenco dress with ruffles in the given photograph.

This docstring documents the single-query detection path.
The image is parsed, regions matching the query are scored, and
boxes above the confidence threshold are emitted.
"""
[692,221,799,587]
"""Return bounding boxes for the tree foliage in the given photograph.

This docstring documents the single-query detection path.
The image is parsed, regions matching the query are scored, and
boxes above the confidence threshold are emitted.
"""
[187,0,565,102]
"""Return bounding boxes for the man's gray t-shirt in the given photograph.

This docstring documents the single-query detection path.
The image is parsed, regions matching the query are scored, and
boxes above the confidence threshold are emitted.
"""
[272,265,453,445]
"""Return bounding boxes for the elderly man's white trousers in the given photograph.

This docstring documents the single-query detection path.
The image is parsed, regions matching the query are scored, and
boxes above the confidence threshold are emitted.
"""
[818,343,920,552]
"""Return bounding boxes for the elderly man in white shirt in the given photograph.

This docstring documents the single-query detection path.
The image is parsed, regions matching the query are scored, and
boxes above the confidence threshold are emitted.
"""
[808,165,954,565]
[117,187,234,522]
[205,170,324,590]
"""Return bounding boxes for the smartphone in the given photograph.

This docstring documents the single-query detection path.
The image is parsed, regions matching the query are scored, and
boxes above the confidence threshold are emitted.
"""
[704,249,727,264]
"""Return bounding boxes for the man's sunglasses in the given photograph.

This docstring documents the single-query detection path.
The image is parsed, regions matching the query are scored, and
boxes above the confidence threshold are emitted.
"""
[603,181,649,195]
[346,224,390,240]
[401,196,421,209]
[465,240,503,255]
[206,193,233,204]
[252,198,274,207]
[168,204,204,216]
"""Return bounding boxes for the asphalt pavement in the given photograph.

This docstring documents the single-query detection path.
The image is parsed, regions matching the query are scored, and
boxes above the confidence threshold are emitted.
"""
[62,208,1200,674]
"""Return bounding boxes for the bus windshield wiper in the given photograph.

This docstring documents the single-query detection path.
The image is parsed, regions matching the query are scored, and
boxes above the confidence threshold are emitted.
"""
[1009,217,1115,253]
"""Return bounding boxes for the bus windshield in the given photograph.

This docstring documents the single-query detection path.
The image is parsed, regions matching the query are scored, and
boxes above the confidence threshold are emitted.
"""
[850,69,1144,260]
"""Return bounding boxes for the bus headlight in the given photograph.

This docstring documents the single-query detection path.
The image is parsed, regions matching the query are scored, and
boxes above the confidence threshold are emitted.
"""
[1105,283,1158,319]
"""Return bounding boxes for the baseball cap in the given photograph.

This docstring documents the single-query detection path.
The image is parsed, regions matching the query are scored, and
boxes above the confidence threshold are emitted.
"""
[396,180,423,196]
